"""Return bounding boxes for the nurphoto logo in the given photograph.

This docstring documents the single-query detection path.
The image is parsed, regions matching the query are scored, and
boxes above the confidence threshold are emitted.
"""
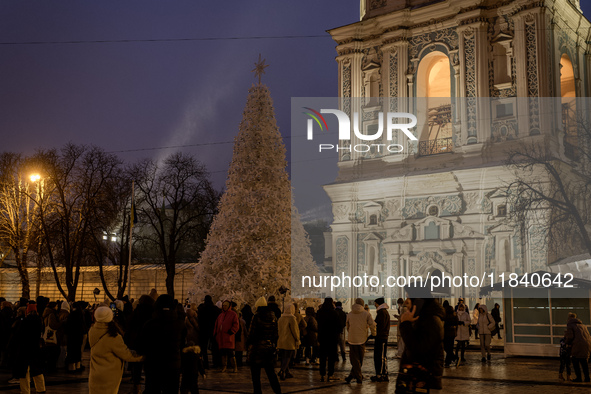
[303,107,418,153]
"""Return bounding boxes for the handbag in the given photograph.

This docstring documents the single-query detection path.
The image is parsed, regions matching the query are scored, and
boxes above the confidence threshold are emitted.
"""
[43,325,58,345]
[395,363,431,393]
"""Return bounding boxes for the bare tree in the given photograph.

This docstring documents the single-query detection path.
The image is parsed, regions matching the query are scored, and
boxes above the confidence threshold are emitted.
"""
[35,144,124,301]
[129,152,219,298]
[0,153,41,298]
[505,104,591,261]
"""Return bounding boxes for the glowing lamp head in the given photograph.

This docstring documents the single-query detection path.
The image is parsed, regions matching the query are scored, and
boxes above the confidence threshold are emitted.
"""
[30,174,41,182]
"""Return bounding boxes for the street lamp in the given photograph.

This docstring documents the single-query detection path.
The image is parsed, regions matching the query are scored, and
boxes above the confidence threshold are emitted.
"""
[29,173,43,298]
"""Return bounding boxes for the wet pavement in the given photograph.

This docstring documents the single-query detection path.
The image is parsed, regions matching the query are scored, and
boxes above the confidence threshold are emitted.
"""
[1,343,589,393]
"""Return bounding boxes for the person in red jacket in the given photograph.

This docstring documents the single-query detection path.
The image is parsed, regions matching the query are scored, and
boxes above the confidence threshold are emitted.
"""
[214,300,240,372]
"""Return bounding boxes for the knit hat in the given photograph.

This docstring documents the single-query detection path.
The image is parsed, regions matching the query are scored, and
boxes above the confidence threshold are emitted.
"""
[60,300,70,313]
[115,300,124,312]
[254,296,267,310]
[94,306,114,323]
[26,303,37,315]
[374,297,385,306]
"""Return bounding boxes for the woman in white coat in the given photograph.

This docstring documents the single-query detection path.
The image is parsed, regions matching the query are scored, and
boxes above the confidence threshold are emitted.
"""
[89,306,143,394]
[454,304,471,364]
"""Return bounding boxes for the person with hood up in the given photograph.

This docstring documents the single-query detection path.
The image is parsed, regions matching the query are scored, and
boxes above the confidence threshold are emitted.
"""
[277,304,299,380]
[371,297,391,382]
[345,298,376,384]
[397,286,445,391]
[246,296,281,394]
[476,304,496,362]
[316,297,343,382]
[89,306,143,394]
[214,300,239,373]
[57,300,70,369]
[10,303,46,394]
[454,302,471,364]
[565,312,591,382]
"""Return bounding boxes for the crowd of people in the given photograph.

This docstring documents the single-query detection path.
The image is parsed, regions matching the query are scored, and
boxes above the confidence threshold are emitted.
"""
[0,291,590,393]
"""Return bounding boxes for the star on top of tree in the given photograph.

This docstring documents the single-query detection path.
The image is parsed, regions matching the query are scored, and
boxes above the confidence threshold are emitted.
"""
[252,54,269,85]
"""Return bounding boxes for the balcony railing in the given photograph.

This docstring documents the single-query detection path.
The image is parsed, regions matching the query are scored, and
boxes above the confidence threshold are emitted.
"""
[418,137,453,156]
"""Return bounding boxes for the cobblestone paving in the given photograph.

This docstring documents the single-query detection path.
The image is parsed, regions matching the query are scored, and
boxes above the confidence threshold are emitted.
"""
[1,348,590,393]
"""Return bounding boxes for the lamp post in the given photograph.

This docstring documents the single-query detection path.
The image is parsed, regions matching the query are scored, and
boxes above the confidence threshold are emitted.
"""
[30,173,43,298]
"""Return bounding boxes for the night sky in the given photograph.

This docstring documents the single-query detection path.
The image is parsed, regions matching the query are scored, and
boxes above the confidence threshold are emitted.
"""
[1,1,590,191]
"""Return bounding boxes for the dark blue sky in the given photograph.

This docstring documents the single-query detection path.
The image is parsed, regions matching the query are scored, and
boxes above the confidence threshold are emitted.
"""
[1,1,589,189]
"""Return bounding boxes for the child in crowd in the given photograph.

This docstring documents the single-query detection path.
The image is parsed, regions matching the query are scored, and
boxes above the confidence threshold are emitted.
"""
[558,332,571,381]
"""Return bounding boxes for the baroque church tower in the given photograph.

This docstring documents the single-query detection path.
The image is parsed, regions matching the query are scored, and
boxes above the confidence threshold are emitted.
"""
[324,0,591,305]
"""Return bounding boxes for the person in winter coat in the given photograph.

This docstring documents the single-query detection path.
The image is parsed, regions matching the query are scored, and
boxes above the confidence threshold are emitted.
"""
[267,296,282,320]
[125,294,155,394]
[303,307,318,365]
[292,303,307,363]
[89,306,143,394]
[234,312,248,367]
[372,297,391,382]
[180,344,206,394]
[472,304,480,340]
[185,305,200,348]
[565,312,591,382]
[558,332,572,381]
[398,290,445,391]
[246,297,281,394]
[66,301,87,372]
[477,304,495,362]
[197,295,221,369]
[491,303,502,339]
[139,294,186,393]
[9,304,46,394]
[241,304,254,331]
[345,298,376,384]
[42,301,61,373]
[316,297,343,382]
[214,300,240,372]
[57,300,70,369]
[442,300,458,367]
[334,301,347,362]
[0,301,14,367]
[454,303,471,364]
[277,304,300,380]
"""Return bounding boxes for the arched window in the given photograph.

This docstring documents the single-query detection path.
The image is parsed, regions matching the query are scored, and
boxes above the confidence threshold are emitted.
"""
[560,54,577,157]
[417,51,453,155]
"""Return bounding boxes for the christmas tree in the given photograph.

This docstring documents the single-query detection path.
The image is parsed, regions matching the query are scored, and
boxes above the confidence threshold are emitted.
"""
[290,193,320,298]
[193,57,292,305]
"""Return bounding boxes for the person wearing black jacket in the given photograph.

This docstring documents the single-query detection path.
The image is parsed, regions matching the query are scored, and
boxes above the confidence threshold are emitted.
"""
[9,304,46,393]
[491,303,502,339]
[125,294,155,394]
[316,297,343,382]
[267,296,282,320]
[442,300,458,367]
[397,290,445,391]
[197,295,221,369]
[139,294,186,394]
[372,297,391,382]
[334,301,347,362]
[247,297,281,394]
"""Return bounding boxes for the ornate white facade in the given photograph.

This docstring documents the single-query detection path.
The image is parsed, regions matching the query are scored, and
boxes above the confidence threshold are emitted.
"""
[324,0,591,305]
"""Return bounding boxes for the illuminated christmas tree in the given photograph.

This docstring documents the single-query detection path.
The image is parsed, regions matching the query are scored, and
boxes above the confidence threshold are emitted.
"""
[193,57,293,304]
